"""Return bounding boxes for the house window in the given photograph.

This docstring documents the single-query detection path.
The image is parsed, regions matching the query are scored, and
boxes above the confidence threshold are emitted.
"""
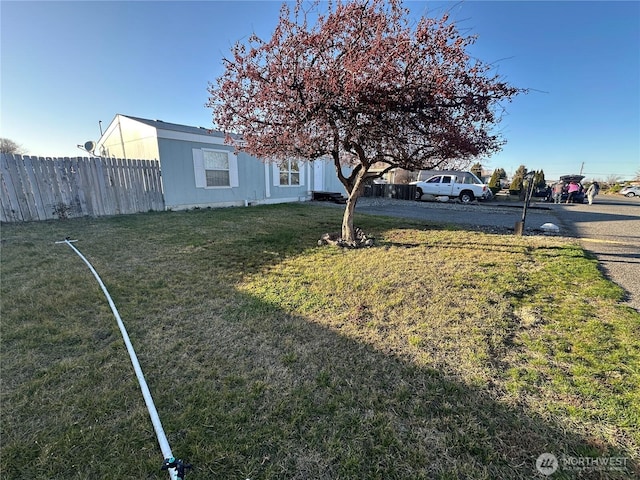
[204,150,230,187]
[279,159,300,186]
[193,148,238,188]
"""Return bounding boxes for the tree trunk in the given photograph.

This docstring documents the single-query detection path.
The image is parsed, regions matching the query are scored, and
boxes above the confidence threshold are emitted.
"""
[341,191,358,242]
[340,168,368,243]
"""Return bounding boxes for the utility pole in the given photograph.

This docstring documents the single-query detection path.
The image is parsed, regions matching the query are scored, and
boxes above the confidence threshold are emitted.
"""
[579,162,584,175]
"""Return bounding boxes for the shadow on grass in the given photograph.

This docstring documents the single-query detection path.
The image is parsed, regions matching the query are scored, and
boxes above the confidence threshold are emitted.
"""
[150,289,637,480]
[1,205,637,479]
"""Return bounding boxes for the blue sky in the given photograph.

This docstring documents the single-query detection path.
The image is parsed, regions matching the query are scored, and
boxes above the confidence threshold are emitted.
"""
[1,1,638,181]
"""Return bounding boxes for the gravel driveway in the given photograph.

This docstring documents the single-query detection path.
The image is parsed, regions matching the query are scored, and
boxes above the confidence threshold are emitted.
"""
[316,195,640,311]
[352,196,560,234]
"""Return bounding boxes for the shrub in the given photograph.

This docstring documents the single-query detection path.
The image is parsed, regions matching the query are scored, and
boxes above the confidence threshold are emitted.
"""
[510,176,523,192]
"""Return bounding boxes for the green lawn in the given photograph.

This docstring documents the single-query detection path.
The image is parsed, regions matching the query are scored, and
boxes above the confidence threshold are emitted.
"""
[1,203,638,479]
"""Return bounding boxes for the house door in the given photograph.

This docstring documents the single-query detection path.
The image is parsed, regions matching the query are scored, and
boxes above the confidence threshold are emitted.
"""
[313,161,324,191]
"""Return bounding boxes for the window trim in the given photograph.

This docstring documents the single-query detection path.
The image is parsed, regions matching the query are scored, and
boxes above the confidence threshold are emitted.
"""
[273,159,304,187]
[193,148,238,189]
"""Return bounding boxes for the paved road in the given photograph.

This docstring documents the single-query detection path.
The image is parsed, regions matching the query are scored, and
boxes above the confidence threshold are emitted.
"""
[353,196,560,233]
[343,194,640,311]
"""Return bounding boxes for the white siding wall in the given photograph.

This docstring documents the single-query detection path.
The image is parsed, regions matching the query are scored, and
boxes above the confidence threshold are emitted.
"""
[96,115,159,160]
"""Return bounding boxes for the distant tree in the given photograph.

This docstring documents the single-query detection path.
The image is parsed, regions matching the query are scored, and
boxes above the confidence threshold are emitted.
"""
[488,170,501,189]
[209,0,525,243]
[470,162,483,179]
[510,175,523,192]
[0,138,27,155]
[494,167,507,180]
[533,169,546,189]
[509,165,527,192]
[606,174,621,186]
[514,165,527,179]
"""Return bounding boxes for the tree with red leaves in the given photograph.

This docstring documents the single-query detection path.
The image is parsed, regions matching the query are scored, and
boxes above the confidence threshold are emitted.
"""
[209,0,525,244]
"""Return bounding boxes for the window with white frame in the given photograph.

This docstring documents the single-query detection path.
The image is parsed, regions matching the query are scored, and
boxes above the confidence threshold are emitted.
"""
[193,148,238,188]
[204,150,230,186]
[279,159,300,186]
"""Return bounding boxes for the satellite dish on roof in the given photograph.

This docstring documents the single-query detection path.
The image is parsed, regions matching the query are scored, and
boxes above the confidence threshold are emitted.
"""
[84,141,96,153]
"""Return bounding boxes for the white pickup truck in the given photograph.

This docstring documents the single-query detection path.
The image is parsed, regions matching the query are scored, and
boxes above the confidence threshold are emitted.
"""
[411,170,490,203]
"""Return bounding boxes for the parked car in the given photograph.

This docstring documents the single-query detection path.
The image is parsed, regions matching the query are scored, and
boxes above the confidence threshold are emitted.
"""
[411,170,490,203]
[559,174,585,203]
[619,185,640,197]
[532,186,552,202]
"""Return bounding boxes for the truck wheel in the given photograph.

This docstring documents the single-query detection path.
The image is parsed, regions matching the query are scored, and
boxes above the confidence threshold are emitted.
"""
[414,188,423,201]
[459,191,475,204]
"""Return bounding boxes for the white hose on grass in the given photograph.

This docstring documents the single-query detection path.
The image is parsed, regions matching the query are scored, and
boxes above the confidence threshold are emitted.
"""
[56,239,179,480]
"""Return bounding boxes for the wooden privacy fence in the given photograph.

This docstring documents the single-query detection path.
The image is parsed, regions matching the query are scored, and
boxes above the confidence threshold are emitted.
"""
[0,154,164,222]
